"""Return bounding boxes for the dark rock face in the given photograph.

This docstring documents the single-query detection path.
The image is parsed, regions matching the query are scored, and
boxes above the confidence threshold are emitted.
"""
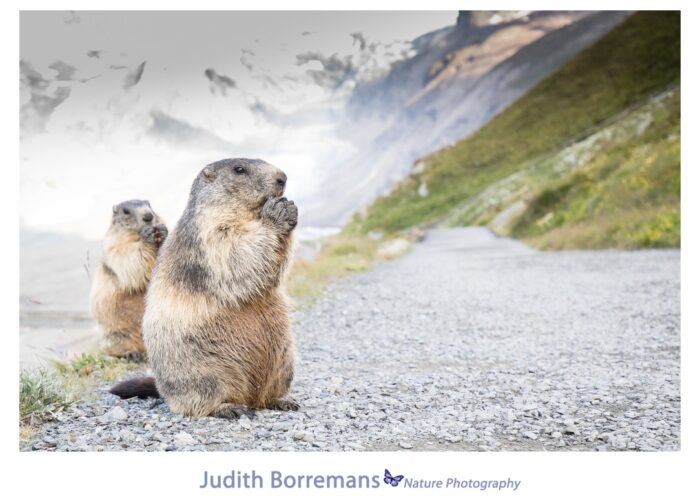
[124,61,146,90]
[456,11,472,28]
[204,68,236,95]
[20,60,72,134]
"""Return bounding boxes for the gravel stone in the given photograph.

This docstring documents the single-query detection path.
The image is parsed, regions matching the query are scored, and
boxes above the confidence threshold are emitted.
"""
[23,228,680,452]
[238,415,252,431]
[100,406,127,424]
[173,431,196,448]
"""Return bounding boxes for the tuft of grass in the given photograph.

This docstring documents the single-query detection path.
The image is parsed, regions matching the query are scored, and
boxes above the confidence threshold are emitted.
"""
[20,353,148,448]
[51,352,148,405]
[20,369,69,424]
[355,11,680,249]
[53,352,145,381]
[19,369,70,448]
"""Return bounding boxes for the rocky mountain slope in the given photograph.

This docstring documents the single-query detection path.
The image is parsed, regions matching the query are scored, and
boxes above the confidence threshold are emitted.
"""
[353,11,680,249]
[305,11,631,226]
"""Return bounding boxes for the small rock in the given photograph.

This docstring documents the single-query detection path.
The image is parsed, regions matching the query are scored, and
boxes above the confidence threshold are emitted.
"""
[119,429,135,442]
[173,431,196,447]
[238,415,252,430]
[564,425,580,436]
[611,437,628,449]
[271,421,292,431]
[100,406,128,423]
[398,441,413,449]
[293,431,313,442]
[377,239,411,259]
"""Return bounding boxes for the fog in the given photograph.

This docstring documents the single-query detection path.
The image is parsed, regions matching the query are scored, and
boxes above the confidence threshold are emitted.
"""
[20,11,456,239]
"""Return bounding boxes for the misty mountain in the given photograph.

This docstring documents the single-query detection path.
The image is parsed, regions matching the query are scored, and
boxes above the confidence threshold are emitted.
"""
[20,10,629,240]
[304,11,631,226]
[353,11,680,250]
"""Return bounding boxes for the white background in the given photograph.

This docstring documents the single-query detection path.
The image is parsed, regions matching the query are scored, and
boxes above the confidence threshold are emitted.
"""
[3,1,697,499]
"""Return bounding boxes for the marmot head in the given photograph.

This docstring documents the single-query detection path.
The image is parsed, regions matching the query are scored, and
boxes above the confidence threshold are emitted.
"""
[111,199,156,232]
[189,158,287,213]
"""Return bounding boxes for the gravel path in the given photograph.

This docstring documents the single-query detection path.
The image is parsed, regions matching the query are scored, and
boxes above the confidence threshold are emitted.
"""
[26,228,680,452]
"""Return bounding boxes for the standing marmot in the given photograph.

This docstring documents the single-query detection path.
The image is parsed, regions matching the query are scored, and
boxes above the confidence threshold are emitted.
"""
[110,158,299,418]
[90,200,168,359]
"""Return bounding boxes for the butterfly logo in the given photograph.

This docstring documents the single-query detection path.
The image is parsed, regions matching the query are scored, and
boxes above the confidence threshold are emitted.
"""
[384,469,404,487]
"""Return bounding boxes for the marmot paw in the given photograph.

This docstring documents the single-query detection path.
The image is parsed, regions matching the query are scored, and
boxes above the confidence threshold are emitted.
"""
[209,403,257,420]
[139,225,158,243]
[153,224,168,246]
[267,398,300,412]
[140,224,168,245]
[122,351,145,363]
[262,197,298,232]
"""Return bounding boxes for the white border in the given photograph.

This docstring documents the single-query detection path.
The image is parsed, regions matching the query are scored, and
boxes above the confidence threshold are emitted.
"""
[4,2,697,499]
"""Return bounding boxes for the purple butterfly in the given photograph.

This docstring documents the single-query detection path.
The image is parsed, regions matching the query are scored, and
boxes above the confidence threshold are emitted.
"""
[384,469,404,487]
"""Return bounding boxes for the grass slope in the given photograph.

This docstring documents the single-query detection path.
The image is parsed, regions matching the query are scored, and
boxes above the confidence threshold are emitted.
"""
[352,11,680,249]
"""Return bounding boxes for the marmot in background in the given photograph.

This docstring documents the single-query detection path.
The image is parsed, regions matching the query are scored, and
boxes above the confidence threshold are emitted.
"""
[110,158,299,418]
[90,200,168,359]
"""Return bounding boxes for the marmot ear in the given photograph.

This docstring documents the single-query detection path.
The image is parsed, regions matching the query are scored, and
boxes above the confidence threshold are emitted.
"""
[202,166,217,181]
[112,205,118,214]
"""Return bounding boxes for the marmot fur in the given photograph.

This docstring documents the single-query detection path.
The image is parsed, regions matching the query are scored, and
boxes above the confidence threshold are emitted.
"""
[110,158,299,418]
[90,200,168,358]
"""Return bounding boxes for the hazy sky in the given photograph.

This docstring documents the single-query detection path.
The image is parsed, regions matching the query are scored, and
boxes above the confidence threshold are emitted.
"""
[20,11,457,239]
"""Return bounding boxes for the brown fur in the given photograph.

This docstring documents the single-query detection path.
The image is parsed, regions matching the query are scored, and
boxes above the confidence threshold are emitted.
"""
[90,200,167,357]
[136,158,298,417]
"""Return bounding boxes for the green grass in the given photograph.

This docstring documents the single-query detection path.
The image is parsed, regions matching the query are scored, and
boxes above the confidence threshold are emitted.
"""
[49,353,147,406]
[19,353,148,448]
[353,11,680,249]
[19,369,71,448]
[509,89,680,248]
[20,369,69,424]
[53,352,144,380]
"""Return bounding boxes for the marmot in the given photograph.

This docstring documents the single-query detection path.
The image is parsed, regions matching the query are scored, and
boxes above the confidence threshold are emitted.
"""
[110,158,299,418]
[90,200,168,359]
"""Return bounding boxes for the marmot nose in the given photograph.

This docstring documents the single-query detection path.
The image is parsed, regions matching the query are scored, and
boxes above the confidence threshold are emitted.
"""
[276,174,287,188]
[143,213,154,223]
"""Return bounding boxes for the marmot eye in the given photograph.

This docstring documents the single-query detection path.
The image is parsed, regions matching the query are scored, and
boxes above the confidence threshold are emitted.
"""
[122,208,130,215]
[234,166,246,174]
